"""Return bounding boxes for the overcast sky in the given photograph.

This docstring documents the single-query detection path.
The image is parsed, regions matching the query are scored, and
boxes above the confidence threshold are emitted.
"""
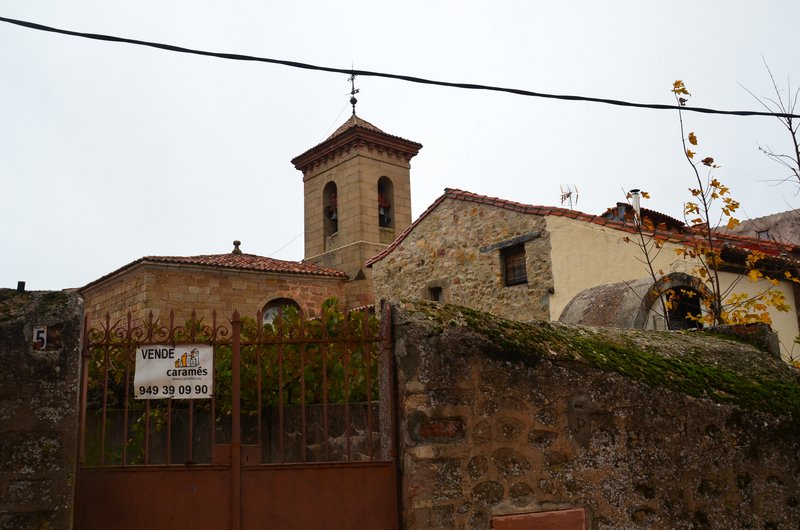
[2,1,799,291]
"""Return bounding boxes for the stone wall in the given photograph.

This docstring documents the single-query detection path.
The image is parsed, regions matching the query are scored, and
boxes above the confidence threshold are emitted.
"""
[0,289,83,530]
[392,302,800,529]
[372,199,554,322]
[80,263,345,325]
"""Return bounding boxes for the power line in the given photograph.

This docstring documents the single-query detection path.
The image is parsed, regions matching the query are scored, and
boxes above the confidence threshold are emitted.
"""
[2,15,799,120]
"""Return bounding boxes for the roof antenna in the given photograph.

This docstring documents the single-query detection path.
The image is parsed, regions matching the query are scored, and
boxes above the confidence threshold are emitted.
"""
[560,184,579,210]
[348,67,359,116]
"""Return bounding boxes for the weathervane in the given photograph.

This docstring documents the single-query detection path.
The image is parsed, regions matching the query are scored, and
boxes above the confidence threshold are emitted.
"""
[348,70,360,116]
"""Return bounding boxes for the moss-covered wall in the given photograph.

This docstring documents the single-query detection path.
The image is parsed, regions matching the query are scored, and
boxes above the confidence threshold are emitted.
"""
[0,289,83,530]
[393,301,800,529]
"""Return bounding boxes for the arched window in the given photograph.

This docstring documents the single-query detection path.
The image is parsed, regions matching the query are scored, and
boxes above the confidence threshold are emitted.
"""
[665,288,703,330]
[641,272,709,330]
[323,181,338,237]
[262,298,301,326]
[377,177,394,229]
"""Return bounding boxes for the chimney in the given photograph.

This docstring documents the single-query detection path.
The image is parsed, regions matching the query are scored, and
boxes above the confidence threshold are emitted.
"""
[629,189,641,225]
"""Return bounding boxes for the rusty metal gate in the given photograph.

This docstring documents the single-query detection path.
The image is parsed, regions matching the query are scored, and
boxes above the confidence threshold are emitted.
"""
[74,303,398,529]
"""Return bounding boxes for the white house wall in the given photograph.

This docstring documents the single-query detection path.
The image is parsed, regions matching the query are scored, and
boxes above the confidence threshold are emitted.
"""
[546,215,800,360]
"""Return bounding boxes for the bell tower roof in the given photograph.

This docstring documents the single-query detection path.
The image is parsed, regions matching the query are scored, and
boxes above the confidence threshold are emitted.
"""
[326,115,384,140]
[291,115,422,174]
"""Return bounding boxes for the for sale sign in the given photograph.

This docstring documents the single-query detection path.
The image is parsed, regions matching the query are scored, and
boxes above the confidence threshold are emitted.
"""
[134,345,213,399]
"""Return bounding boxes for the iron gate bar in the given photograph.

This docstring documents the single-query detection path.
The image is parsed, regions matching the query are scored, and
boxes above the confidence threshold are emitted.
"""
[256,310,263,451]
[188,400,194,463]
[344,338,352,460]
[365,309,374,459]
[100,341,110,465]
[231,311,242,530]
[122,313,132,465]
[78,314,90,464]
[277,315,285,463]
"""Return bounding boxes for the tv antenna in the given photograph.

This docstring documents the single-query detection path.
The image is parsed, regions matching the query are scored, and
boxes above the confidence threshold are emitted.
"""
[560,185,579,209]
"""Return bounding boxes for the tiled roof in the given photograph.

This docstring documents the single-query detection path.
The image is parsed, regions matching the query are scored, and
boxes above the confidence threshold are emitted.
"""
[326,115,385,140]
[82,251,348,291]
[365,188,797,267]
[291,114,422,169]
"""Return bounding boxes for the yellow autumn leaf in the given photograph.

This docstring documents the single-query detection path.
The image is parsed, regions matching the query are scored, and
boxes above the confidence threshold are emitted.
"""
[672,80,691,96]
[748,269,763,282]
[687,149,695,159]
[726,217,740,230]
[688,132,698,145]
[641,191,650,199]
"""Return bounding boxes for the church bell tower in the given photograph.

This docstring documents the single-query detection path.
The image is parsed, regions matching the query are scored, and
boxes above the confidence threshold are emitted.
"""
[291,103,422,308]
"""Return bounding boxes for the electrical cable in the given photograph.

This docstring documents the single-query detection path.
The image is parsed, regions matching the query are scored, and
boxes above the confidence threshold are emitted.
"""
[2,15,799,120]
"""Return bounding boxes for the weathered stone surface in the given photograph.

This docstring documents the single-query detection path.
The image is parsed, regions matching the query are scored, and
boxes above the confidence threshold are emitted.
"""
[528,429,557,448]
[408,411,465,444]
[492,448,531,478]
[428,504,454,527]
[0,289,83,530]
[508,482,534,507]
[471,481,504,509]
[468,456,489,480]
[395,301,800,529]
[495,417,525,441]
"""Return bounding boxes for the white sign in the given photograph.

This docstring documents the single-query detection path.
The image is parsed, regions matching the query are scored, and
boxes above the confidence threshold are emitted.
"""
[33,326,47,350]
[134,345,213,399]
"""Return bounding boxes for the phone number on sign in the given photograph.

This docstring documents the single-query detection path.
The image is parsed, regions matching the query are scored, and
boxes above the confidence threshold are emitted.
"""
[138,384,209,397]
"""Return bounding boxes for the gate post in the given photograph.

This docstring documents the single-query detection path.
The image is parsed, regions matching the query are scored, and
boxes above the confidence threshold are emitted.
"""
[231,311,242,530]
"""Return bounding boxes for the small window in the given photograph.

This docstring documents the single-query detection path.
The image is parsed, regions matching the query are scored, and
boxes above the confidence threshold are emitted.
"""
[262,298,301,325]
[501,244,527,286]
[429,286,443,302]
[756,229,770,240]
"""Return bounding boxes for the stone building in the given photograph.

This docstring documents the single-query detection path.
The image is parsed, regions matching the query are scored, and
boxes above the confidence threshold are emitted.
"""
[367,188,800,361]
[80,114,422,323]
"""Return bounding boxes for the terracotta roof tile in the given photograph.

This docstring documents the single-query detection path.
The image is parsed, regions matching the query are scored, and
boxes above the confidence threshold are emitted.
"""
[82,252,348,292]
[292,114,422,169]
[365,187,797,267]
[326,115,385,140]
[141,253,348,276]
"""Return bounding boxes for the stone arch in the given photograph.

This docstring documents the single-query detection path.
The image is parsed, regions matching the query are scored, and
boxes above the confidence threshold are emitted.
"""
[635,272,711,330]
[262,297,301,325]
[559,272,710,331]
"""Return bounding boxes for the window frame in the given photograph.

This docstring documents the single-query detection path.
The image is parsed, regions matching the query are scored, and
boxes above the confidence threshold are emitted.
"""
[501,244,528,286]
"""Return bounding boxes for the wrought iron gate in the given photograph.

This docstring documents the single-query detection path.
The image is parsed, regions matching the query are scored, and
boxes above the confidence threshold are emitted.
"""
[74,303,398,529]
